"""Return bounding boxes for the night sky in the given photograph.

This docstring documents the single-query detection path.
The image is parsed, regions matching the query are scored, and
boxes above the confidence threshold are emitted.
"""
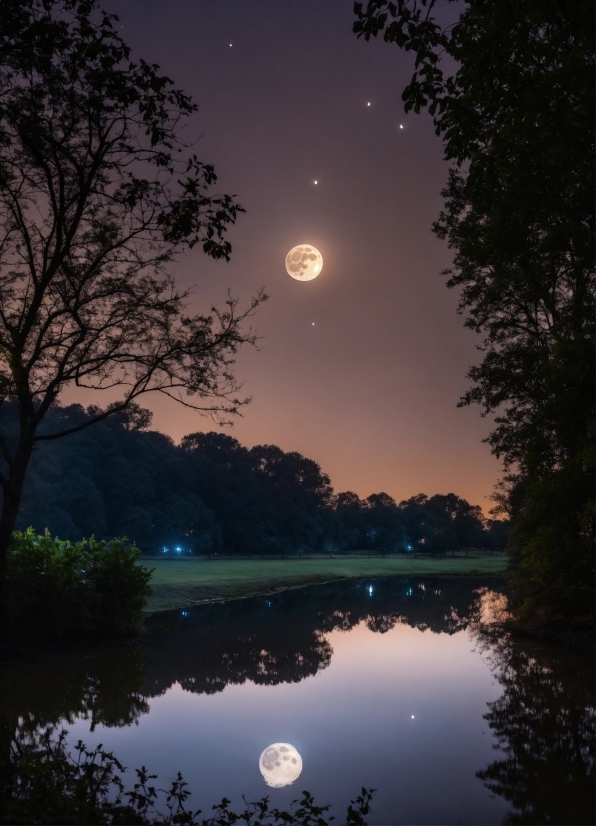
[87,0,500,509]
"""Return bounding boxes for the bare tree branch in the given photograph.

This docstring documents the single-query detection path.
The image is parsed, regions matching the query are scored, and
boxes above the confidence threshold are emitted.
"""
[0,0,267,572]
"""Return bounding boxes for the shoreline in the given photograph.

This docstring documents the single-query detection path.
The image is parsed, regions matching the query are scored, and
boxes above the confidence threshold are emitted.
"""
[144,555,508,614]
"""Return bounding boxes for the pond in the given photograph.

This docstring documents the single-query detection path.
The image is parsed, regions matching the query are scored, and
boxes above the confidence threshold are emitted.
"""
[1,577,594,825]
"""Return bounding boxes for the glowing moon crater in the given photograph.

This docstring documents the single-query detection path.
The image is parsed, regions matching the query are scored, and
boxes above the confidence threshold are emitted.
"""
[285,245,323,281]
[259,743,303,788]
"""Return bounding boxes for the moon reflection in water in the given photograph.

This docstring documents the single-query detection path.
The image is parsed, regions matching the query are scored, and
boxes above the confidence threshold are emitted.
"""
[259,743,303,788]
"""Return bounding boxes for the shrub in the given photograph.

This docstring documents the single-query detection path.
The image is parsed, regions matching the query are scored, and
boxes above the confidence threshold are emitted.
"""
[7,528,153,640]
[2,726,374,825]
[505,462,594,642]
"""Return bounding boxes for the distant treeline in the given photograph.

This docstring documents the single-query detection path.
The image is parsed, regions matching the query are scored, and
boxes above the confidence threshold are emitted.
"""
[0,404,509,556]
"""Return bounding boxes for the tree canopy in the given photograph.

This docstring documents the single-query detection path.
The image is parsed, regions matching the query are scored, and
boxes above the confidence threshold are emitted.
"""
[354,0,595,637]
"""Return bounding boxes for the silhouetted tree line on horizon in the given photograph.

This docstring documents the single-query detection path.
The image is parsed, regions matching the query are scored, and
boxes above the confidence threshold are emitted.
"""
[0,403,508,556]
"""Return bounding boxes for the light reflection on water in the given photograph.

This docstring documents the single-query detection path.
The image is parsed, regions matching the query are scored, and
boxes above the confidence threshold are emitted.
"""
[0,577,593,825]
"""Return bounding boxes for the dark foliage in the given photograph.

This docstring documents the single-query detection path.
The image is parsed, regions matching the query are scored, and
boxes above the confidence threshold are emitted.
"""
[1,403,506,556]
[504,465,594,646]
[474,627,595,825]
[353,0,595,637]
[6,527,152,641]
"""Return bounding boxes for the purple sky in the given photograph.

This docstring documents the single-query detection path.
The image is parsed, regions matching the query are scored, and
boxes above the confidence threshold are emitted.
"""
[75,0,501,510]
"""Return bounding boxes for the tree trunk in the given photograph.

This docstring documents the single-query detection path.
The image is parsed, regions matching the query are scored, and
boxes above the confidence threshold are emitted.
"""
[0,438,34,626]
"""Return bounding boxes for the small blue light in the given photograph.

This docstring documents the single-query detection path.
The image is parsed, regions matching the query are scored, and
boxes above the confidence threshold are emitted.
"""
[181,610,188,617]
[368,585,373,595]
[176,546,181,553]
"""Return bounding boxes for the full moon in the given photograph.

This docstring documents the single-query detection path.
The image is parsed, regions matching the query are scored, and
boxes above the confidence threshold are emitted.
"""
[259,743,303,788]
[285,245,323,281]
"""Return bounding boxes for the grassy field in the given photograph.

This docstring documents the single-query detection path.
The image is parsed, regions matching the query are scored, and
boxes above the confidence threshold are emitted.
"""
[143,554,507,613]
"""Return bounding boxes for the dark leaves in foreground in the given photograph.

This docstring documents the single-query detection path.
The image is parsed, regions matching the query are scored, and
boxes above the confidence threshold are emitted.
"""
[1,726,374,825]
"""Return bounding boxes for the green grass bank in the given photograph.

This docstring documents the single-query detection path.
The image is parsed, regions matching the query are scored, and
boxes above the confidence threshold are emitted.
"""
[144,554,507,613]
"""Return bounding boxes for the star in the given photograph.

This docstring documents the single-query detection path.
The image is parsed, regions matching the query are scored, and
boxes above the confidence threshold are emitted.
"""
[399,124,404,129]
[367,102,371,107]
[314,180,318,185]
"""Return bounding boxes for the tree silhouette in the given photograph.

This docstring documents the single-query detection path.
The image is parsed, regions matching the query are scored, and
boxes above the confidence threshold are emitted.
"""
[0,0,265,594]
[354,0,595,635]
[2,402,498,556]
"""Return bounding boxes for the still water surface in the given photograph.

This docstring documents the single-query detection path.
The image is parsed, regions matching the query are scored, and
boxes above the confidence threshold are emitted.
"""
[1,577,594,824]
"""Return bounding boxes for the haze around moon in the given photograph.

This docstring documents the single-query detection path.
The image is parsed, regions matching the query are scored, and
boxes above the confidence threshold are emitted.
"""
[259,743,303,788]
[285,245,323,281]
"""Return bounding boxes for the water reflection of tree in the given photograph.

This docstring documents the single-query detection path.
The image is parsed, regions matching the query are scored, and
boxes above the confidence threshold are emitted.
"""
[0,576,488,805]
[2,577,594,825]
[141,576,487,698]
[474,627,595,825]
[0,577,486,739]
[0,645,149,820]
[0,646,148,735]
